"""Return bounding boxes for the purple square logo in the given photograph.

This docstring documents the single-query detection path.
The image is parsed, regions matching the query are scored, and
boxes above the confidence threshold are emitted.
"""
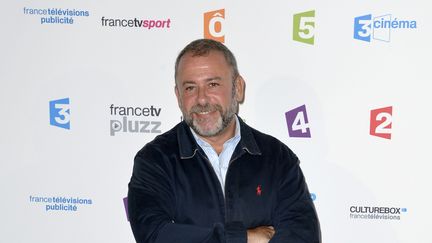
[123,197,129,221]
[285,105,311,138]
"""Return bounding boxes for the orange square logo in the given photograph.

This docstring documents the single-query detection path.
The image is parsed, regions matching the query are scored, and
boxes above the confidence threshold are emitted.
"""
[204,9,225,43]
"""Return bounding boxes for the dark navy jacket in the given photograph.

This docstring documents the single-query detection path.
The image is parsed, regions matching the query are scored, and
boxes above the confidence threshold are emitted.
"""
[128,119,321,243]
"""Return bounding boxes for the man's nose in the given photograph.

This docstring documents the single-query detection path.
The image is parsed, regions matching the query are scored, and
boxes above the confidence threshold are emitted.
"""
[196,87,208,105]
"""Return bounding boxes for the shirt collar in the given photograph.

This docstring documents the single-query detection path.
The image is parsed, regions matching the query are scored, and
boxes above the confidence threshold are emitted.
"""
[177,115,261,159]
[189,115,241,149]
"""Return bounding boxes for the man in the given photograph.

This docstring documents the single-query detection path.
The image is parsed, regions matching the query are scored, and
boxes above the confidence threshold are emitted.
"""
[128,39,321,243]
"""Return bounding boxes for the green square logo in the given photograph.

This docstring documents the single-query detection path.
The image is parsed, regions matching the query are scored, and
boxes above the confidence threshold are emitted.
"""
[293,10,315,45]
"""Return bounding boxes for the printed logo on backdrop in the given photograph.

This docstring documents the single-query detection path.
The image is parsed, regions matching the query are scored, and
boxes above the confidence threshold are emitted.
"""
[204,9,225,43]
[370,106,392,139]
[29,195,92,212]
[110,104,162,136]
[350,205,407,220]
[285,105,311,138]
[123,197,130,221]
[23,7,89,25]
[310,193,317,201]
[101,17,171,29]
[293,10,315,45]
[49,98,70,130]
[354,14,417,42]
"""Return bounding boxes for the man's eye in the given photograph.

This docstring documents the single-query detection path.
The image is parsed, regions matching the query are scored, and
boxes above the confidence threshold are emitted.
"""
[209,83,219,87]
[185,86,195,91]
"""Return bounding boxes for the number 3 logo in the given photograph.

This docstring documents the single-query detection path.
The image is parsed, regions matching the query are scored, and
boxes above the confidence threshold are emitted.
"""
[49,98,71,130]
[370,106,392,139]
[354,14,372,42]
[285,105,311,138]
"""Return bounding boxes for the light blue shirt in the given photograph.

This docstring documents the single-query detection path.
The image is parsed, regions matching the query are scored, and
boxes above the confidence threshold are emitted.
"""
[190,116,241,193]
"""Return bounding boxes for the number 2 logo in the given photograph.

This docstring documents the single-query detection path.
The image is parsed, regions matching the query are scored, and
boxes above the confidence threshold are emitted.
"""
[285,105,311,138]
[370,106,392,139]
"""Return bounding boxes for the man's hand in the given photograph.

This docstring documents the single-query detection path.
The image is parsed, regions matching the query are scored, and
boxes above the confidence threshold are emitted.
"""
[247,226,275,243]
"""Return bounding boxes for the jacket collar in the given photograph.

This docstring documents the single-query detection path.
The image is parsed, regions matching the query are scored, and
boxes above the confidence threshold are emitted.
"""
[177,116,261,159]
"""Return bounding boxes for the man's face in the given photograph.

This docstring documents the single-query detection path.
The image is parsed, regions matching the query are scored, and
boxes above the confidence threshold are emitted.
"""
[175,51,243,138]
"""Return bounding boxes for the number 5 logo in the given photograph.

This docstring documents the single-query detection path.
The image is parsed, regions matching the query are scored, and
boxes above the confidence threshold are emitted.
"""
[285,105,311,138]
[293,10,315,45]
[49,98,70,130]
[370,106,392,139]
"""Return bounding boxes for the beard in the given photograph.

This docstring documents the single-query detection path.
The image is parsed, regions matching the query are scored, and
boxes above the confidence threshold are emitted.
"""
[183,98,237,137]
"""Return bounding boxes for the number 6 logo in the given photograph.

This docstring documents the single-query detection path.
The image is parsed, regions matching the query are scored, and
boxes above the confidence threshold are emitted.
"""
[285,105,311,138]
[370,106,392,139]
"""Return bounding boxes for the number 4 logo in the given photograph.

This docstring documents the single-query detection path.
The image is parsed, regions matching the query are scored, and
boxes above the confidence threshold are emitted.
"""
[293,10,315,45]
[370,106,393,139]
[285,105,311,138]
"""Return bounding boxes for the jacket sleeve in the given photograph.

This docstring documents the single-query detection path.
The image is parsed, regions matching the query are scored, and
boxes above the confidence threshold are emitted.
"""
[128,150,247,243]
[269,148,321,243]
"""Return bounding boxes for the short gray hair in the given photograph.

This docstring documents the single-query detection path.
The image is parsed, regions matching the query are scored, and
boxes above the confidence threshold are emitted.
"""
[174,39,239,83]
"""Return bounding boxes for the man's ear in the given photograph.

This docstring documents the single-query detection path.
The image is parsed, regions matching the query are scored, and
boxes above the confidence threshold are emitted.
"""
[234,75,245,104]
[175,85,182,108]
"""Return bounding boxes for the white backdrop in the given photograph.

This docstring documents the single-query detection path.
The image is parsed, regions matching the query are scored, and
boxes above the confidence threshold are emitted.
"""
[1,1,431,242]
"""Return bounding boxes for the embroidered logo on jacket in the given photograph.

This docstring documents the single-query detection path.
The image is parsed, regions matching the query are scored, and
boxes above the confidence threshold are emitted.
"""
[256,185,262,196]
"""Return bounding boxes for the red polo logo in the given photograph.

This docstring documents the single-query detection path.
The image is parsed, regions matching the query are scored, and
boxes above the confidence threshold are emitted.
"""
[256,185,262,196]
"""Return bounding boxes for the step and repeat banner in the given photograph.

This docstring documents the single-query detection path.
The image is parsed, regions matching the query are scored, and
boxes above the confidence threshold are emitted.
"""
[1,1,431,242]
